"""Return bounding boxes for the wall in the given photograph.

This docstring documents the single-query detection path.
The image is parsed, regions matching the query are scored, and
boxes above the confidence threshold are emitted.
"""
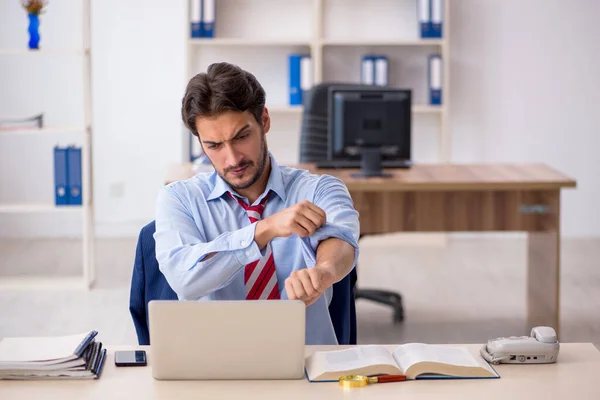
[1,0,599,237]
[449,0,600,237]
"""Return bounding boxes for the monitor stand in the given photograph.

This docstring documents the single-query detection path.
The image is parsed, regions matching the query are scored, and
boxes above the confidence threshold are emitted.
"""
[351,148,392,178]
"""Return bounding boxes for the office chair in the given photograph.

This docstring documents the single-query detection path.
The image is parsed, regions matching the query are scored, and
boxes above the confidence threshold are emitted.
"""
[129,221,358,345]
[300,82,405,323]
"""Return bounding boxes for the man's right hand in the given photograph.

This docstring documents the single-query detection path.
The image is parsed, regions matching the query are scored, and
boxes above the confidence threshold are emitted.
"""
[254,200,326,248]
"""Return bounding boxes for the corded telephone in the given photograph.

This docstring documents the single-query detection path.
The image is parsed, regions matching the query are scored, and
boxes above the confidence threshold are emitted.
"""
[480,326,560,365]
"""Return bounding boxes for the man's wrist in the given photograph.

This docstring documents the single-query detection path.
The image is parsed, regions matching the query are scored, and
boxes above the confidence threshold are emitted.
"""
[314,262,338,287]
[254,218,274,249]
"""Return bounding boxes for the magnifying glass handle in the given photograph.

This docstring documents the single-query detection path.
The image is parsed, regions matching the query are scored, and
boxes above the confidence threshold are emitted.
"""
[375,375,407,383]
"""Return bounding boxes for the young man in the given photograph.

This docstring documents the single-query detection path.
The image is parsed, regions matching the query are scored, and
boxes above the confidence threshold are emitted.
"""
[154,62,360,345]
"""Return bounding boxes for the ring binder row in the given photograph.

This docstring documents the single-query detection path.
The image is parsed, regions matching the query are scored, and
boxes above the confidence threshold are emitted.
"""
[361,55,389,86]
[188,0,443,107]
[358,54,443,106]
[190,0,442,40]
[53,145,82,206]
[190,0,215,38]
[418,0,444,38]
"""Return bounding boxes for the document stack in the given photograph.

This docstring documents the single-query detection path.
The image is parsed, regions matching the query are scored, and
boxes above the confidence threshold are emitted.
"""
[0,330,107,380]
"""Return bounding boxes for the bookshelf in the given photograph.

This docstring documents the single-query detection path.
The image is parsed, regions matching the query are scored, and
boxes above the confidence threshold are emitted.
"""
[0,0,95,289]
[185,0,449,164]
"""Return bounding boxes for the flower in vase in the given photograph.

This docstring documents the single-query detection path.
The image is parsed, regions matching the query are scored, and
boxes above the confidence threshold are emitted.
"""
[21,0,48,16]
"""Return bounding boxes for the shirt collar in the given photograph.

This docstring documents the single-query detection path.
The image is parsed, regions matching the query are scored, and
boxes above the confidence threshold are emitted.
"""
[207,152,287,204]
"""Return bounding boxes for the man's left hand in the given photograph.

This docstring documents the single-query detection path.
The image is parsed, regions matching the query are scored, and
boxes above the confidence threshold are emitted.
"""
[284,265,336,306]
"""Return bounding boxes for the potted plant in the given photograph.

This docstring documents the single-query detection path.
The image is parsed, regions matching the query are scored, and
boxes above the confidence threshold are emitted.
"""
[21,0,48,50]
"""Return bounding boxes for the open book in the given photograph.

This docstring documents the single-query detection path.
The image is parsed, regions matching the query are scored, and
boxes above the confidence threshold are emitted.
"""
[305,343,499,382]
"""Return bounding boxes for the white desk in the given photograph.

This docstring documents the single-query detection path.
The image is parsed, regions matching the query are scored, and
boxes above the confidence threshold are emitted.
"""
[1,344,599,400]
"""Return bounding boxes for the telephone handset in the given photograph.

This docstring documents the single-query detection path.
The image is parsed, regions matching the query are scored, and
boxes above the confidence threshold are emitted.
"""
[480,326,560,365]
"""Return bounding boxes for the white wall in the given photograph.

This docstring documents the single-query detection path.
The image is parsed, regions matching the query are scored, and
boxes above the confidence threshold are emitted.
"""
[449,0,600,237]
[90,0,186,236]
[1,0,599,237]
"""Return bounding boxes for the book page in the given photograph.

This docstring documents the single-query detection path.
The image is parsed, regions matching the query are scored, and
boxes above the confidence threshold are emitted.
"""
[320,346,397,372]
[392,343,480,373]
[0,333,88,363]
[305,345,401,381]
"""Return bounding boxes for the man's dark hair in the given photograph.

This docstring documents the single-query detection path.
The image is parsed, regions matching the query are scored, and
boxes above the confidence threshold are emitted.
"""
[181,62,266,137]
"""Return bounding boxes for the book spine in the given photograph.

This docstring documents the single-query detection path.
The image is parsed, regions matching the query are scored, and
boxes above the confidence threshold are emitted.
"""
[374,56,388,86]
[66,146,82,205]
[418,0,432,38]
[202,0,215,38]
[429,54,443,105]
[93,349,108,378]
[53,146,69,205]
[190,0,202,38]
[289,54,303,105]
[431,0,443,38]
[361,55,375,85]
[74,330,98,357]
[300,55,313,100]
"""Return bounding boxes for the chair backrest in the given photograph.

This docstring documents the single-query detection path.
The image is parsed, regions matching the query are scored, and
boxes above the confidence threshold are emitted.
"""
[129,221,177,346]
[129,221,357,345]
[299,81,380,162]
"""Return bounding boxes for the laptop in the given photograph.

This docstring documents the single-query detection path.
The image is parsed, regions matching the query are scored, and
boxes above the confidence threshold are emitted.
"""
[148,300,306,380]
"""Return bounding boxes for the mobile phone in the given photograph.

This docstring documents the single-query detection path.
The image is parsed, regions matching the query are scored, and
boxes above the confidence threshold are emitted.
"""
[114,350,147,367]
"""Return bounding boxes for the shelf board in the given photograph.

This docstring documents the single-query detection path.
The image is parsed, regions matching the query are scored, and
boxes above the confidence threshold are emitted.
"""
[0,48,89,56]
[0,276,87,290]
[0,126,86,135]
[266,105,437,114]
[267,105,303,113]
[0,203,83,213]
[189,38,311,47]
[321,39,445,47]
[412,105,444,113]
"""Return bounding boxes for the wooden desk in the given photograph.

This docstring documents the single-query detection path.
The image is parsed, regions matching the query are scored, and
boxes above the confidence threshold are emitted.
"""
[165,162,576,334]
[1,344,599,399]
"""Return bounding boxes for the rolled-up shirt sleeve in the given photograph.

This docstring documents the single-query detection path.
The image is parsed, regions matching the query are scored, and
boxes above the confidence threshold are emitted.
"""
[302,175,360,270]
[154,186,263,300]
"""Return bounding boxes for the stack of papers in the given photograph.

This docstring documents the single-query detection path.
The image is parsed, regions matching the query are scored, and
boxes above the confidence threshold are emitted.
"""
[0,330,107,380]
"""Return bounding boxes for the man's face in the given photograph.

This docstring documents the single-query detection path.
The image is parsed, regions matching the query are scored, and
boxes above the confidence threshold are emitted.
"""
[196,109,270,190]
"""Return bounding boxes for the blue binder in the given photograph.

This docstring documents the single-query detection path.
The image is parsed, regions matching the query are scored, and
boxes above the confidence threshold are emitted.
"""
[374,56,388,86]
[190,0,203,38]
[300,55,313,99]
[431,0,443,38]
[428,54,442,105]
[67,146,82,205]
[202,0,215,38]
[289,54,304,105]
[53,146,69,206]
[360,55,375,85]
[418,0,432,38]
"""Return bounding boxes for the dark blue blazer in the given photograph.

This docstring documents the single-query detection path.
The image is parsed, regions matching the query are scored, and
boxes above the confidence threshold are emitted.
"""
[129,221,357,345]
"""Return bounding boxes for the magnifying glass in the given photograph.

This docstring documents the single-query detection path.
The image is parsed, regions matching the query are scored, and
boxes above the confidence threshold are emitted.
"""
[338,374,407,388]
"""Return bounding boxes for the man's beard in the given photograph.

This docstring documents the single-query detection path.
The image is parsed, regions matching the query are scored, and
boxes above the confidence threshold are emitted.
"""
[219,134,268,190]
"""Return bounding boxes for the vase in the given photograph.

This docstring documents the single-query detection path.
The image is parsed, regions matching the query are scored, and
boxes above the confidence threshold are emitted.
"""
[28,13,40,50]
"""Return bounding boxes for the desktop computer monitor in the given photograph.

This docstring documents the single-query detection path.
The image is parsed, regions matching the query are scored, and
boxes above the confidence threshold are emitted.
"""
[319,86,412,174]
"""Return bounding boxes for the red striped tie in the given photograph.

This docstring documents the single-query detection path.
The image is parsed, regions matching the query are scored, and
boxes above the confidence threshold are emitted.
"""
[229,192,280,300]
